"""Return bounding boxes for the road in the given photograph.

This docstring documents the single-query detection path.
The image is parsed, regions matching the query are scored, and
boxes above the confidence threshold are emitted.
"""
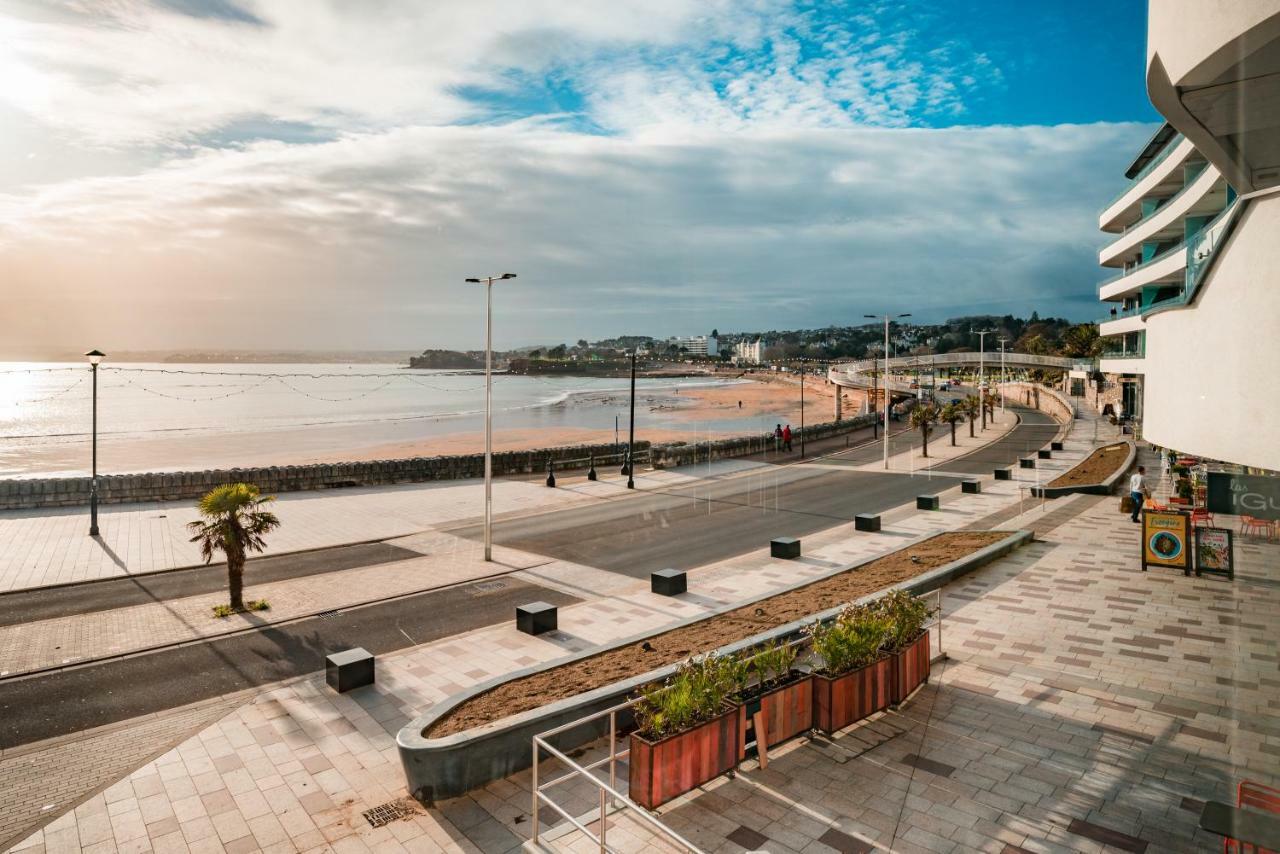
[0,577,577,749]
[453,405,1055,576]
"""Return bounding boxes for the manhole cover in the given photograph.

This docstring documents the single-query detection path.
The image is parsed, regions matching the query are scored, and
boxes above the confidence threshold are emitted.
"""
[471,580,508,595]
[362,800,414,828]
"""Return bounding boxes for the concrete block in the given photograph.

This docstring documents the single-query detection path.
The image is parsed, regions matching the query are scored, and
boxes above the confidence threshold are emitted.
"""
[516,601,558,635]
[961,480,981,494]
[916,494,940,511]
[770,537,801,559]
[326,647,375,693]
[1051,441,1064,451]
[1020,458,1036,469]
[854,513,881,532]
[1037,449,1052,459]
[650,569,687,596]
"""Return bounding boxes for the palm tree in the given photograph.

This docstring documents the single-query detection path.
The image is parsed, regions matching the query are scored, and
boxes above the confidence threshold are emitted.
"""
[983,392,999,423]
[187,483,280,611]
[939,401,962,446]
[909,403,938,458]
[962,395,980,438]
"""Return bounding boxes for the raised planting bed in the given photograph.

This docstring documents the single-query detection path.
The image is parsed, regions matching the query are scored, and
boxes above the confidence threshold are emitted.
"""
[813,660,892,734]
[1032,441,1135,499]
[397,529,1030,803]
[891,632,931,703]
[630,704,740,810]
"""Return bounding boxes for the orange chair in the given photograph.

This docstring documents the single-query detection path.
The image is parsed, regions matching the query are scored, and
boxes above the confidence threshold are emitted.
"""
[1241,517,1275,540]
[1225,779,1280,853]
[1190,509,1214,527]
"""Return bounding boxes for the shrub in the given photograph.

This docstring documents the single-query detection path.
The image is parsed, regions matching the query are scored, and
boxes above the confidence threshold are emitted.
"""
[874,590,933,652]
[744,640,798,693]
[633,653,742,741]
[805,605,890,676]
[211,599,270,618]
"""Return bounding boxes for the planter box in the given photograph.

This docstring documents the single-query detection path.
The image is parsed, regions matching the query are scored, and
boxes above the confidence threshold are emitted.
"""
[629,705,740,810]
[812,658,893,734]
[743,674,813,752]
[891,632,931,705]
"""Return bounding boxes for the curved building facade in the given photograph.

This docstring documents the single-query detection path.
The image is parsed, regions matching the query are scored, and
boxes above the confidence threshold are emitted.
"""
[1096,2,1280,471]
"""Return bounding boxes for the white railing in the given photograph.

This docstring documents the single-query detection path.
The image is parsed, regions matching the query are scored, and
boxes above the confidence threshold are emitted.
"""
[529,588,946,852]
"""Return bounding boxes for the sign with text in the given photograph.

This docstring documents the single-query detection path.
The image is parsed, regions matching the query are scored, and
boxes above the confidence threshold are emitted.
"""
[1194,527,1234,579]
[1206,472,1280,520]
[1142,509,1191,575]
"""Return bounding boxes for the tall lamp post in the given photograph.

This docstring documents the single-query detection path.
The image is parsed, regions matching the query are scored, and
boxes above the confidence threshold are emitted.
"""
[465,273,516,562]
[974,329,994,430]
[626,350,636,489]
[997,337,1008,414]
[798,364,806,459]
[866,313,911,469]
[86,349,105,536]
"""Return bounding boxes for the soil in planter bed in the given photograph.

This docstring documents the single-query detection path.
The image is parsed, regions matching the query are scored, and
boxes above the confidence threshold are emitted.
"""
[1047,442,1128,488]
[426,531,1005,737]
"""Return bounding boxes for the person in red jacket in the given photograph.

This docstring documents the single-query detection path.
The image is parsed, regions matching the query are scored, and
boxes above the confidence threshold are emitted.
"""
[782,424,793,451]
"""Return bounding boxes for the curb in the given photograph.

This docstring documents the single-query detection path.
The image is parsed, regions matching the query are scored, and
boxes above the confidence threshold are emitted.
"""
[396,528,1032,803]
[1030,440,1136,499]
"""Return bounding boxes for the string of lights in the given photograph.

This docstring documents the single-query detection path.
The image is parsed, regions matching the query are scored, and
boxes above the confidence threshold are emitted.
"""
[0,366,83,374]
[272,375,401,403]
[111,373,276,402]
[13,373,88,403]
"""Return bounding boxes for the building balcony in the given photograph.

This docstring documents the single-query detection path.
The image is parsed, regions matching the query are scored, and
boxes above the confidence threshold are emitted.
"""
[1098,164,1225,268]
[1098,134,1195,232]
[1097,241,1187,301]
[1098,311,1145,336]
[1098,331,1145,374]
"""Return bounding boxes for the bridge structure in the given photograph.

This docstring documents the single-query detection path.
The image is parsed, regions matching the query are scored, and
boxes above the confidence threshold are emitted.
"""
[826,351,1080,418]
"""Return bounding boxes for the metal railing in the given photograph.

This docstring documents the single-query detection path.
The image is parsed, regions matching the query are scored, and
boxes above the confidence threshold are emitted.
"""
[1096,238,1186,291]
[529,588,946,852]
[1099,332,1146,360]
[832,352,1075,376]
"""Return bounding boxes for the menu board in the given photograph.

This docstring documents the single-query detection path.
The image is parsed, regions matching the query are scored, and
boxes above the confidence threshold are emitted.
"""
[1195,527,1234,579]
[1142,510,1191,575]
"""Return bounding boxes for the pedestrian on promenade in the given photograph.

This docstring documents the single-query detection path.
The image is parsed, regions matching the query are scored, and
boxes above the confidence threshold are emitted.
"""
[783,424,793,451]
[774,424,783,451]
[1129,466,1149,523]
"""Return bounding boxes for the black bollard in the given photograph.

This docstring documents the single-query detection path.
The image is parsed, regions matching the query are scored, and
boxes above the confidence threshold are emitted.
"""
[587,454,597,481]
[546,459,556,488]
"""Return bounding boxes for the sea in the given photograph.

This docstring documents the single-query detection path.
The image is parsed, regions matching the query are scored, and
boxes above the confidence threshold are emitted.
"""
[0,362,775,478]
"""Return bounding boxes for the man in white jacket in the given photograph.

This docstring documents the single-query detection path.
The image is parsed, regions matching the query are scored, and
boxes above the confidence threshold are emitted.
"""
[1129,466,1149,523]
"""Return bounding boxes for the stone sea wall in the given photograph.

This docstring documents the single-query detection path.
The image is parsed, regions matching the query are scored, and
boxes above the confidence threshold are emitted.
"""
[0,413,880,511]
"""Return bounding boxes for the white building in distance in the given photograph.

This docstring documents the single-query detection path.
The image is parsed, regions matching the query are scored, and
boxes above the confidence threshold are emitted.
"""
[668,334,718,356]
[733,339,765,364]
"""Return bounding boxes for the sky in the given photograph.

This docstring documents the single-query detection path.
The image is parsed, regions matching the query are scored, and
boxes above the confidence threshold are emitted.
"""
[0,0,1161,353]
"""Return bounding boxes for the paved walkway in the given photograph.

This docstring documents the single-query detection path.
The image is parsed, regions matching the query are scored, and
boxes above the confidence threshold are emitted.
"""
[17,410,1270,854]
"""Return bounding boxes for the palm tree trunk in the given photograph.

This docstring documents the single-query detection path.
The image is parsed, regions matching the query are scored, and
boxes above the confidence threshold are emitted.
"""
[950,422,957,446]
[921,426,929,458]
[969,418,975,438]
[228,554,245,610]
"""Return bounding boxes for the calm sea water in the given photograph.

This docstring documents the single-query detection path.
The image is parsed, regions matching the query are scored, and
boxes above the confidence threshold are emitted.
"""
[0,362,772,477]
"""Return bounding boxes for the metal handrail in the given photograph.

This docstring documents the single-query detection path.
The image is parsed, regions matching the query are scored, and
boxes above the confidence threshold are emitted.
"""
[530,589,946,852]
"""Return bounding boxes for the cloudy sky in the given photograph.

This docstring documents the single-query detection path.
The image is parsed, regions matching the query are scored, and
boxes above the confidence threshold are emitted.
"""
[1,0,1158,353]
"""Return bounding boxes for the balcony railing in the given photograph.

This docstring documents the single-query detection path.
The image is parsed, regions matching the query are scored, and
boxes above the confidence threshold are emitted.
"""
[1098,132,1185,216]
[1099,333,1145,360]
[1097,239,1186,291]
[1141,198,1244,320]
[1097,304,1143,325]
[1112,160,1210,238]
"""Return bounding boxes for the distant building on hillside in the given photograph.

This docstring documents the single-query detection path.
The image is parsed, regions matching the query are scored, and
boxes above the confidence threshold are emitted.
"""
[668,334,718,356]
[733,338,765,364]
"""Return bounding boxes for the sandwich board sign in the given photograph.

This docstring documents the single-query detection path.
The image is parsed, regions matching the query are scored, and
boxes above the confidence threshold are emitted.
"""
[1194,527,1234,580]
[1141,509,1191,575]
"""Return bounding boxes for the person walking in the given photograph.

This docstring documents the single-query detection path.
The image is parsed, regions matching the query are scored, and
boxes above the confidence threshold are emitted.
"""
[783,424,793,452]
[1129,466,1150,523]
[774,424,783,451]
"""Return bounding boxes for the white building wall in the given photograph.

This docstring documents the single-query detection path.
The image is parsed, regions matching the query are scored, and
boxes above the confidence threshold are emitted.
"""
[1142,195,1280,470]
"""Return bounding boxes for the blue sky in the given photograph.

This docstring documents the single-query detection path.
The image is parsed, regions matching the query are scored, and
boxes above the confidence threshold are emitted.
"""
[1,0,1160,351]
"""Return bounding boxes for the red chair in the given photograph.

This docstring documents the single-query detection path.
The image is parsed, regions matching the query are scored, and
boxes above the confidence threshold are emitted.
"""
[1225,779,1280,853]
[1190,509,1214,527]
[1241,517,1275,540]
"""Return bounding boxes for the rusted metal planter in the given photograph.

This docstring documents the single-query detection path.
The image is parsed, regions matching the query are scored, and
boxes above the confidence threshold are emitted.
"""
[812,657,893,734]
[743,673,813,752]
[891,631,931,705]
[628,705,741,810]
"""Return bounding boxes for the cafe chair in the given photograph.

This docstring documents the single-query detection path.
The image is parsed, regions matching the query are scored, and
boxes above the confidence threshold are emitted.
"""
[1240,517,1275,540]
[1225,779,1280,853]
[1190,508,1214,527]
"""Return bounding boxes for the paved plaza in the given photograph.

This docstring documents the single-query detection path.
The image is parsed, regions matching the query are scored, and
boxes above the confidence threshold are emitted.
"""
[3,414,1276,854]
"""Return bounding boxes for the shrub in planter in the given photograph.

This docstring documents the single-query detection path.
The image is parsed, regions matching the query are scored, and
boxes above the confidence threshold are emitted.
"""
[737,640,811,752]
[806,606,893,734]
[629,654,744,810]
[875,590,934,704]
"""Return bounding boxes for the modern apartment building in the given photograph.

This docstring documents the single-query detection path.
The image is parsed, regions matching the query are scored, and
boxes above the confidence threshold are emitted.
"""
[732,338,765,364]
[667,334,718,356]
[1095,1,1280,471]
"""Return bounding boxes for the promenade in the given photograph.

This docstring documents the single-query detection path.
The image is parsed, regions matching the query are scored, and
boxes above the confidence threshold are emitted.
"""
[6,409,1275,853]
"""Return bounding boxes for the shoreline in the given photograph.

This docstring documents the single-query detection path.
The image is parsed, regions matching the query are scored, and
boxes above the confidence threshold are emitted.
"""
[0,371,865,478]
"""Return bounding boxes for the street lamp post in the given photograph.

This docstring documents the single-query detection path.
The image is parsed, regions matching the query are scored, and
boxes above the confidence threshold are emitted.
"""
[465,273,517,562]
[866,313,911,469]
[799,364,805,459]
[974,329,994,430]
[627,350,636,489]
[998,337,1008,414]
[85,349,105,536]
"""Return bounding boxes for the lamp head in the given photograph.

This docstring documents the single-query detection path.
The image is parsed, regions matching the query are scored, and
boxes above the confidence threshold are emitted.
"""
[85,349,105,366]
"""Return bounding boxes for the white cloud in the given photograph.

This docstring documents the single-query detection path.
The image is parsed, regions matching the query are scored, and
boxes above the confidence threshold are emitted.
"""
[0,120,1154,350]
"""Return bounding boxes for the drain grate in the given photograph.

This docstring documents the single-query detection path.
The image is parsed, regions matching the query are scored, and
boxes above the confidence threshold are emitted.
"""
[471,580,508,595]
[316,609,340,619]
[362,800,414,828]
